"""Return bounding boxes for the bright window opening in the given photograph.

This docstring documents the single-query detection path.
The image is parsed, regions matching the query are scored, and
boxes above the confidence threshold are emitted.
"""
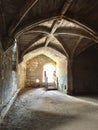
[43,64,56,83]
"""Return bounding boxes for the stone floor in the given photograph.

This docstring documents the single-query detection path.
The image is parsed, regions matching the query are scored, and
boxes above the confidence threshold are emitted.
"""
[0,88,98,130]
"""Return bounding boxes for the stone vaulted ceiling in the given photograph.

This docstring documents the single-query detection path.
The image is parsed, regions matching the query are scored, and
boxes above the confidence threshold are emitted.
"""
[0,0,98,61]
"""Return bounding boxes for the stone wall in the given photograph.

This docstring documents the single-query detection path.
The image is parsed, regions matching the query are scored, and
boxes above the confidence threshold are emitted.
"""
[56,59,67,92]
[2,47,17,105]
[18,62,26,89]
[0,41,3,104]
[72,44,98,95]
[0,45,19,121]
[0,50,3,110]
[25,54,56,87]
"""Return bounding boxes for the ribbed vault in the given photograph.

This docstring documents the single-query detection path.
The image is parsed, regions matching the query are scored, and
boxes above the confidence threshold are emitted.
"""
[0,0,98,60]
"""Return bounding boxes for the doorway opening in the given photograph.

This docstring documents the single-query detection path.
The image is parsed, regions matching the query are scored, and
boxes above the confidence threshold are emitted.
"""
[43,64,56,83]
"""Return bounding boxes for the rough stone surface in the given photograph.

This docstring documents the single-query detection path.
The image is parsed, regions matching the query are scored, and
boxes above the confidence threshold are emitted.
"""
[0,46,18,117]
[19,54,67,91]
[18,62,26,89]
[2,47,17,105]
[26,55,56,87]
[1,88,98,130]
[56,59,67,92]
[0,50,3,107]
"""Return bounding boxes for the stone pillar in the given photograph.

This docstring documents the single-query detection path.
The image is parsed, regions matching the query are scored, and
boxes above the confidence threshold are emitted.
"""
[67,58,74,95]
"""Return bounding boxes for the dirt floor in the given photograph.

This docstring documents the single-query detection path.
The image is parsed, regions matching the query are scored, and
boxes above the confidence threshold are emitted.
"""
[0,88,98,130]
